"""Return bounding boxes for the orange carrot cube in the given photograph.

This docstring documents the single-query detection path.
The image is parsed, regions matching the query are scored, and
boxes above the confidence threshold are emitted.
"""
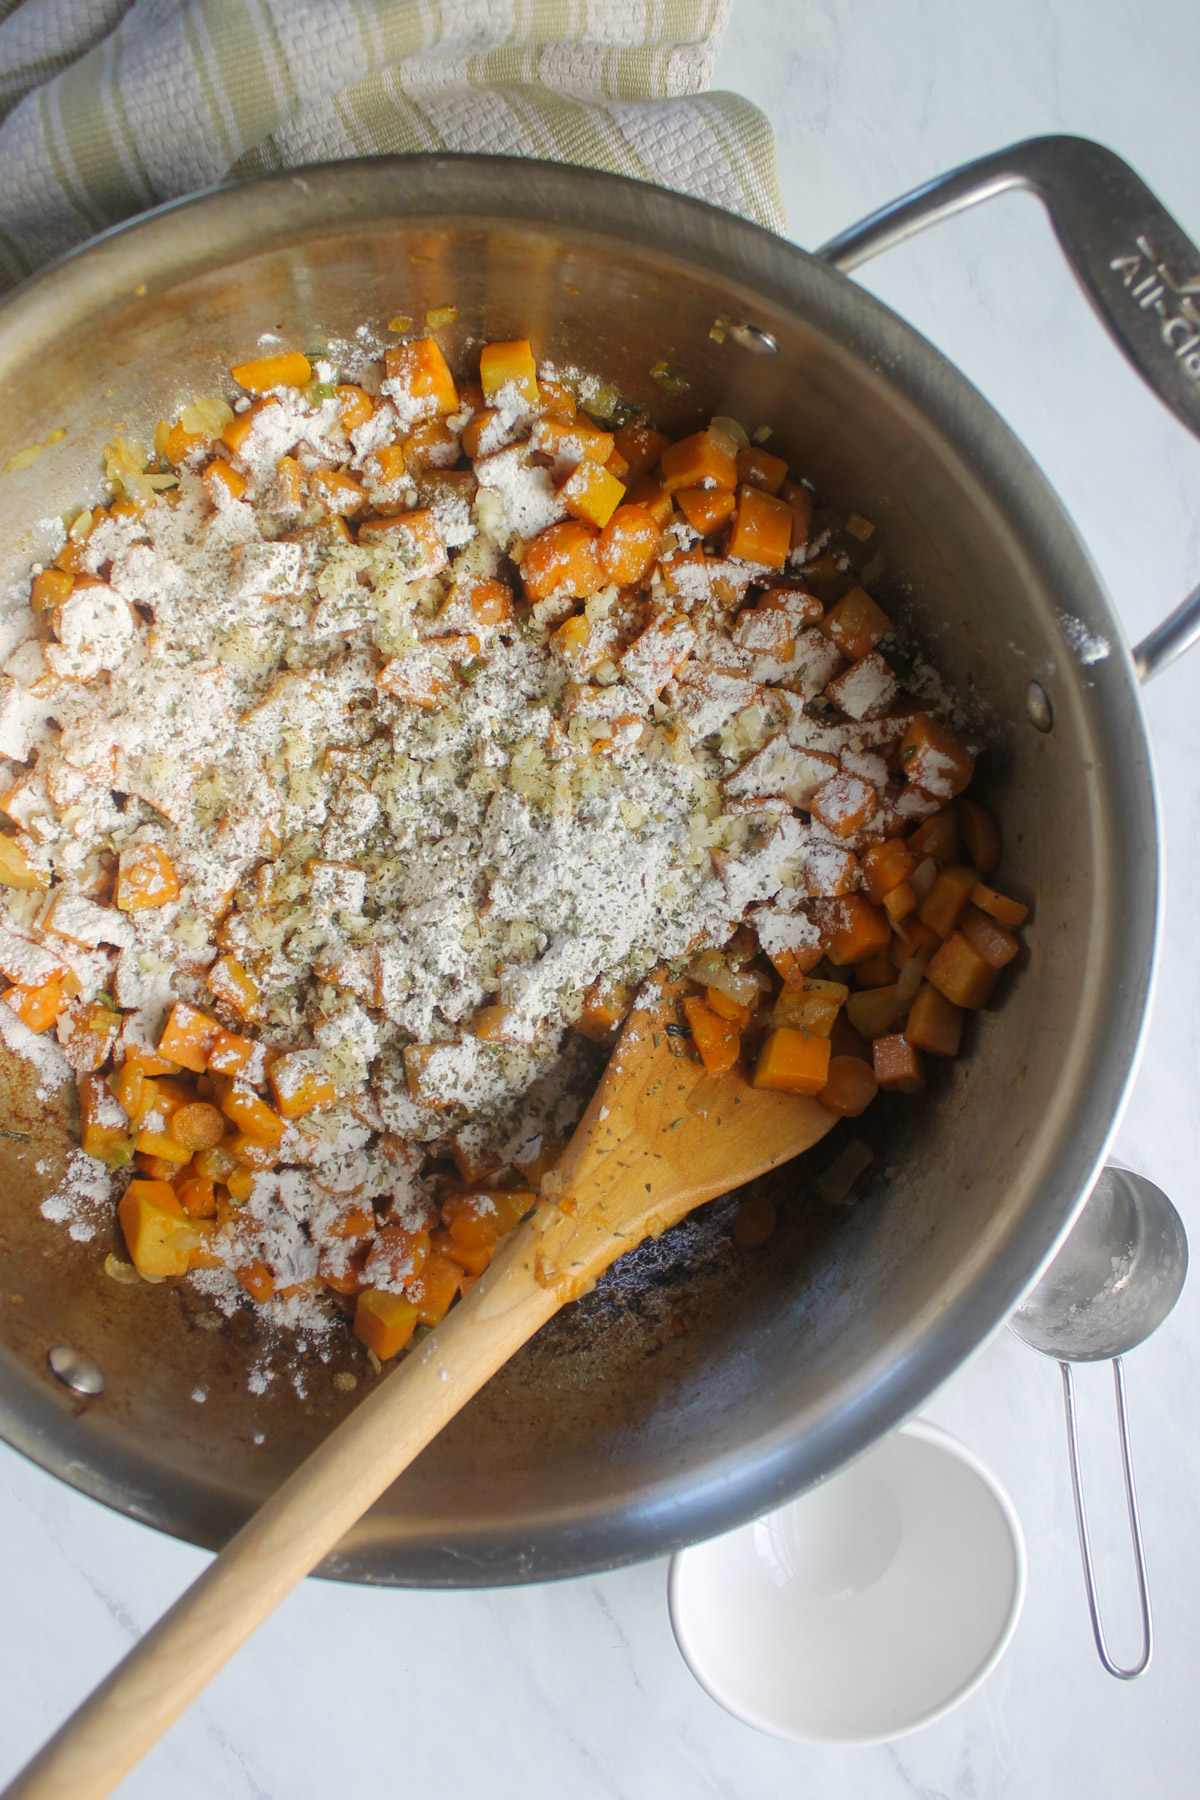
[925,931,999,1008]
[613,425,671,480]
[230,351,312,393]
[0,833,47,891]
[479,339,539,409]
[905,982,964,1056]
[918,864,978,939]
[116,844,179,912]
[409,1252,462,1327]
[970,883,1029,929]
[772,976,848,1037]
[383,337,459,415]
[118,1179,199,1278]
[623,474,673,528]
[872,1033,925,1093]
[269,1050,336,1120]
[823,586,892,660]
[237,1259,276,1304]
[900,715,976,798]
[203,460,246,501]
[907,807,963,863]
[959,904,1020,970]
[176,1175,218,1219]
[354,1288,419,1360]
[31,568,74,613]
[883,880,917,922]
[764,940,824,986]
[221,1081,284,1146]
[158,1002,220,1073]
[681,994,740,1076]
[598,504,660,584]
[207,954,260,1018]
[675,486,736,535]
[824,894,892,966]
[133,1127,191,1164]
[336,385,375,432]
[753,1026,831,1095]
[727,485,793,568]
[310,468,366,515]
[735,447,789,494]
[810,774,878,839]
[860,838,916,903]
[817,1054,879,1117]
[220,396,279,454]
[957,798,1000,874]
[661,428,739,493]
[521,520,603,601]
[560,459,626,530]
[206,1028,259,1077]
[3,976,68,1033]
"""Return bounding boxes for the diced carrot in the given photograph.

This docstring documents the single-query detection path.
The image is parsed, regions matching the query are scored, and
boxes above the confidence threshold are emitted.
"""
[550,612,602,673]
[134,1127,191,1164]
[845,984,901,1040]
[900,715,976,798]
[752,1026,831,1095]
[623,474,673,528]
[169,1103,226,1151]
[462,577,513,627]
[925,932,999,1008]
[163,421,208,464]
[63,999,121,1073]
[905,982,964,1056]
[116,844,179,911]
[135,1152,182,1182]
[336,384,375,432]
[356,507,447,575]
[560,460,626,530]
[370,443,409,489]
[176,1175,218,1218]
[971,883,1029,928]
[225,1169,256,1202]
[883,880,917,922]
[404,418,459,469]
[780,477,813,550]
[727,485,792,568]
[460,409,503,459]
[613,425,671,481]
[824,894,892,965]
[207,954,260,1019]
[220,396,279,454]
[367,1223,430,1285]
[681,994,740,1076]
[860,838,916,904]
[206,1028,258,1077]
[204,460,246,501]
[311,468,366,515]
[604,447,631,481]
[469,1003,518,1042]
[521,520,602,601]
[957,798,1000,874]
[817,1054,879,1117]
[237,1258,276,1304]
[735,447,788,494]
[907,808,963,863]
[675,486,736,535]
[959,904,1020,970]
[661,428,739,493]
[823,586,891,660]
[378,656,451,708]
[0,834,47,891]
[537,380,577,424]
[873,1034,925,1093]
[269,1050,336,1120]
[530,417,614,467]
[854,949,896,989]
[764,940,824,986]
[576,981,634,1044]
[220,1081,284,1146]
[193,1143,239,1182]
[756,585,824,626]
[31,568,74,613]
[158,1002,220,1073]
[918,864,978,939]
[354,1288,419,1359]
[118,1180,198,1278]
[4,976,68,1033]
[479,338,539,408]
[810,774,877,839]
[705,986,752,1028]
[231,351,312,393]
[442,1190,527,1255]
[383,338,459,415]
[598,504,661,584]
[408,1252,462,1327]
[430,1224,491,1279]
[731,1193,778,1249]
[772,976,848,1037]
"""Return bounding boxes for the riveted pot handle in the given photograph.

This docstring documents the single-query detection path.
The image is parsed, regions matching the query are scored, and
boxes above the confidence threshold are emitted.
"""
[818,135,1200,680]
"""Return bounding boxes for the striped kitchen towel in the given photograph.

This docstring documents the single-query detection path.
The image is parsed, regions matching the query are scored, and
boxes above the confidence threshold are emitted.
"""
[0,0,785,291]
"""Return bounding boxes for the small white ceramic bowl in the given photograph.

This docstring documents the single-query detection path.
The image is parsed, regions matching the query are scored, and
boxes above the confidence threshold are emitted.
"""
[668,1419,1026,1745]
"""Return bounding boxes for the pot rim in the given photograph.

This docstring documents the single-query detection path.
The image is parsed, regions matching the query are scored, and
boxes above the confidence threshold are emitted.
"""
[0,154,1162,1582]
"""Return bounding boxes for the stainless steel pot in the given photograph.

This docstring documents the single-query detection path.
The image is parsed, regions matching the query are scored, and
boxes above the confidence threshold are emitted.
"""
[0,139,1196,1585]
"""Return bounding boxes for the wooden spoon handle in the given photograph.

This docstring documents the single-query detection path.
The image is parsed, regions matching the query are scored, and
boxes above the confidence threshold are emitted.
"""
[3,1237,560,1800]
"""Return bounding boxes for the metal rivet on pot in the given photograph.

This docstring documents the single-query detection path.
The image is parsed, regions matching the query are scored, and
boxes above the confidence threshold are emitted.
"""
[727,322,778,356]
[1026,680,1053,733]
[47,1345,106,1397]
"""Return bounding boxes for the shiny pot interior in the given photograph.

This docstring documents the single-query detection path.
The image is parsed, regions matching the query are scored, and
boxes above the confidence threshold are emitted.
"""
[0,157,1158,1583]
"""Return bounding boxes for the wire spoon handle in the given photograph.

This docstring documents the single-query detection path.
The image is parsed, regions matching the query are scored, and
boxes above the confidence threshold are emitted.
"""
[1060,1357,1153,1679]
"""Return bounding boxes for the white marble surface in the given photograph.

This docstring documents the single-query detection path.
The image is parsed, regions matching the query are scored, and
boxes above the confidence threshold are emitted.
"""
[4,2,1200,1794]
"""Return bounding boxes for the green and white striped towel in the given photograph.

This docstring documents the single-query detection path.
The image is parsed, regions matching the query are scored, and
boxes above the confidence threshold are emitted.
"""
[0,0,784,292]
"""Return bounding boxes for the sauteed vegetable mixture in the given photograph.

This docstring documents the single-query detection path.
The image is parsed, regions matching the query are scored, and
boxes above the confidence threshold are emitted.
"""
[0,328,1029,1361]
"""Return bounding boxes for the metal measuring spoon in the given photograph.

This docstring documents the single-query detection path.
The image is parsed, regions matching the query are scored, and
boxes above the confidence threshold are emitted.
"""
[1010,1164,1187,1679]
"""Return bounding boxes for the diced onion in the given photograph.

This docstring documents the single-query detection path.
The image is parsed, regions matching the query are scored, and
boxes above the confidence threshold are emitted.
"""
[688,949,761,1005]
[895,952,925,1010]
[910,857,938,903]
[816,1139,874,1205]
[710,415,750,451]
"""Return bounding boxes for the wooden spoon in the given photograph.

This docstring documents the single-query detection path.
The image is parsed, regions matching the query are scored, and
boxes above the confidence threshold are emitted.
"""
[5,982,835,1800]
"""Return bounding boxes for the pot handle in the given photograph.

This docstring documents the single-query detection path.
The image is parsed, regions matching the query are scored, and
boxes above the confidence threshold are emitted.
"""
[817,135,1200,682]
